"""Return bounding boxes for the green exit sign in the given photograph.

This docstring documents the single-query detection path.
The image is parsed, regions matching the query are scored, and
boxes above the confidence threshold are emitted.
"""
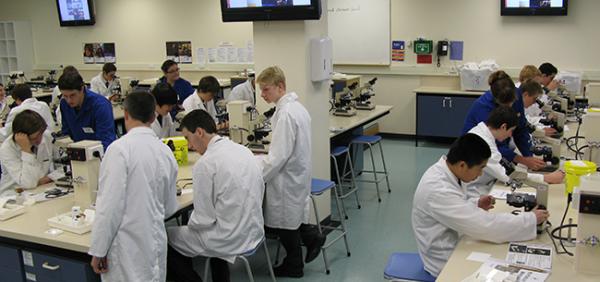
[414,40,433,54]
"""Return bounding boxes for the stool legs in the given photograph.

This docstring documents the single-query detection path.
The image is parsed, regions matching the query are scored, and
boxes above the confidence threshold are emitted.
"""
[352,139,391,202]
[331,155,349,219]
[378,141,391,193]
[366,143,383,202]
[341,150,361,209]
[203,240,276,282]
[310,195,330,274]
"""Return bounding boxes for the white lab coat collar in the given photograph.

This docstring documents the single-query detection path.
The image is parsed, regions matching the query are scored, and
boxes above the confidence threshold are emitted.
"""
[437,156,463,190]
[126,126,156,137]
[276,92,298,108]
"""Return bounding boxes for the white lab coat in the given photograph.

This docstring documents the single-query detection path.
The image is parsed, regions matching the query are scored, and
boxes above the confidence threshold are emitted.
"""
[151,112,178,139]
[0,98,55,143]
[182,92,218,123]
[412,156,537,277]
[0,98,9,124]
[228,80,255,105]
[89,127,179,282]
[467,122,544,198]
[90,73,119,99]
[0,132,54,196]
[168,136,265,262]
[257,92,312,229]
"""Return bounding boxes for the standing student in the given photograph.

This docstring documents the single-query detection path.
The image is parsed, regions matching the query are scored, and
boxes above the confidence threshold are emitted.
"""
[0,84,54,143]
[159,60,195,117]
[89,92,179,281]
[462,70,545,171]
[412,133,549,277]
[228,73,255,105]
[151,82,179,138]
[182,75,219,124]
[167,109,265,282]
[467,106,564,199]
[0,110,55,196]
[58,71,116,150]
[90,63,120,101]
[256,66,325,278]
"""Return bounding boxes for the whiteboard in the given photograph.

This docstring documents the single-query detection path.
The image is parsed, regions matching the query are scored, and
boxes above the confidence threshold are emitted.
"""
[328,0,390,65]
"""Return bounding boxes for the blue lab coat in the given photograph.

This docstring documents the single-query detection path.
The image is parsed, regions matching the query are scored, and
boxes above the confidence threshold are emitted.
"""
[462,89,532,162]
[60,89,116,150]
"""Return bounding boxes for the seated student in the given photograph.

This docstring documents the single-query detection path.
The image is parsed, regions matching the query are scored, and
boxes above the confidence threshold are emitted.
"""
[520,79,558,137]
[412,133,549,277]
[228,73,255,105]
[0,110,55,196]
[539,62,559,94]
[0,84,54,143]
[0,83,10,124]
[151,83,179,138]
[167,109,265,282]
[467,106,564,199]
[158,60,195,117]
[58,71,116,150]
[89,92,178,281]
[90,63,120,101]
[463,71,545,171]
[182,76,219,123]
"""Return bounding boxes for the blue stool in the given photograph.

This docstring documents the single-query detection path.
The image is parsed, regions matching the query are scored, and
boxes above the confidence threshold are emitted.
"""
[204,238,276,282]
[331,146,361,219]
[384,252,436,282]
[310,178,351,274]
[350,135,391,202]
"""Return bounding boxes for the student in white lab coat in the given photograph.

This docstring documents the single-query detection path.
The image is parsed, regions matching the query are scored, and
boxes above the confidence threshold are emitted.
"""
[0,110,54,196]
[150,82,179,138]
[256,66,325,278]
[166,109,265,282]
[89,91,179,282]
[412,133,550,277]
[0,83,10,124]
[0,84,54,143]
[228,74,255,105]
[467,106,564,198]
[182,75,219,124]
[90,63,120,101]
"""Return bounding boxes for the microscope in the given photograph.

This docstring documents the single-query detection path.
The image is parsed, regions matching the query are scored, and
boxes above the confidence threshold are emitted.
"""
[246,107,274,153]
[67,140,104,208]
[571,174,600,275]
[227,100,274,153]
[52,133,74,188]
[353,77,377,110]
[333,82,358,117]
[532,98,566,139]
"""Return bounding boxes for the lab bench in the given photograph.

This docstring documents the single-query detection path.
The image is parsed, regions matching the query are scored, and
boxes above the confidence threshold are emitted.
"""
[414,87,483,145]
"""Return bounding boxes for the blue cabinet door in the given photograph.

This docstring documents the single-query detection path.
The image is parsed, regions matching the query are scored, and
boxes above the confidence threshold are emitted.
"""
[0,244,24,282]
[417,94,478,138]
[444,96,477,138]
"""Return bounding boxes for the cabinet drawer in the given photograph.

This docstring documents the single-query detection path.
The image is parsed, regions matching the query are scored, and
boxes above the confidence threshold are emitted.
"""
[21,250,98,282]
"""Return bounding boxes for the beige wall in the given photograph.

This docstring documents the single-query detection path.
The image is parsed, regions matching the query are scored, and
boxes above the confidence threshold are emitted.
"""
[2,0,600,134]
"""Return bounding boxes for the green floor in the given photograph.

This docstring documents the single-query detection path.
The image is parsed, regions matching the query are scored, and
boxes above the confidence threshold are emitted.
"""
[197,138,450,281]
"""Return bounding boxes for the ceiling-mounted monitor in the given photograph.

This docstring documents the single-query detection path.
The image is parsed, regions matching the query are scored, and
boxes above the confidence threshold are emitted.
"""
[221,0,321,22]
[501,0,568,16]
[56,0,96,26]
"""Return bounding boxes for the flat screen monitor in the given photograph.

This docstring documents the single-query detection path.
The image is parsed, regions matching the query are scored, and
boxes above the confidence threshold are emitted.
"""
[221,0,321,22]
[56,0,96,26]
[501,0,568,16]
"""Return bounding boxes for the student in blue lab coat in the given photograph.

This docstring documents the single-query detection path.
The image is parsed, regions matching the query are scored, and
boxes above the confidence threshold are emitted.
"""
[58,71,116,150]
[462,70,545,171]
[158,60,195,118]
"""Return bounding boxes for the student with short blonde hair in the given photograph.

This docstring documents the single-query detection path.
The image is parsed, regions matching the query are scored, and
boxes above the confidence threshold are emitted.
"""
[518,65,542,84]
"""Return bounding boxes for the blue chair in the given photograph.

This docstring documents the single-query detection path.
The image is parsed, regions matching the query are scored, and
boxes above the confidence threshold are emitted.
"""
[331,146,361,219]
[384,252,436,282]
[204,238,276,282]
[350,135,391,202]
[310,178,351,274]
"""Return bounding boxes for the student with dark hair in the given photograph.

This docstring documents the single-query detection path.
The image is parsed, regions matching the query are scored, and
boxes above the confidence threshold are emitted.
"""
[182,75,220,124]
[0,110,59,196]
[412,133,549,278]
[59,71,116,150]
[462,70,545,171]
[90,63,120,100]
[467,106,563,198]
[0,84,54,143]
[539,62,559,93]
[159,60,195,117]
[166,109,265,282]
[151,83,179,138]
[89,91,178,281]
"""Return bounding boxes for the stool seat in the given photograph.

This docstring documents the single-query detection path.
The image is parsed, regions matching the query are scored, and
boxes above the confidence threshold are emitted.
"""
[384,253,436,282]
[351,135,382,144]
[311,178,335,195]
[331,146,350,157]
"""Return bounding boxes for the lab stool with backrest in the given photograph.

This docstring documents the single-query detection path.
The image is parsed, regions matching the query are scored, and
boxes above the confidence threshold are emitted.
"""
[383,252,436,282]
[203,238,276,282]
[350,135,391,202]
[331,145,361,219]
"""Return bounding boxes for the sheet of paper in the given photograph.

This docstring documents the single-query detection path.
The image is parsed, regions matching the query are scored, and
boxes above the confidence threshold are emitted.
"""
[467,252,491,263]
[506,243,552,271]
[196,48,206,67]
[208,48,217,63]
